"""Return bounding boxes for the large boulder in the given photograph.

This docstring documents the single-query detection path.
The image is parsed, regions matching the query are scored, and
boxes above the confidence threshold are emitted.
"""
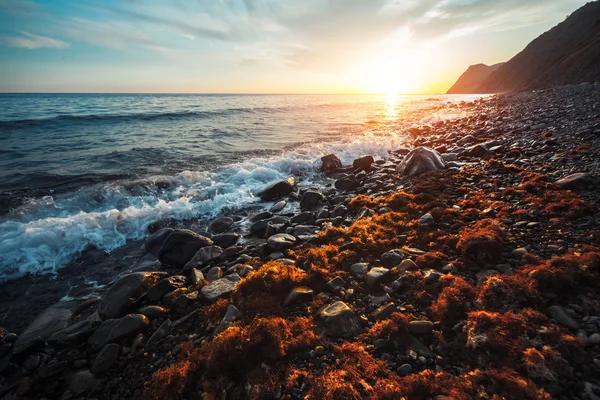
[14,303,75,355]
[317,301,361,338]
[145,228,174,256]
[201,274,242,303]
[146,275,186,303]
[97,272,165,320]
[158,229,213,267]
[257,177,297,201]
[320,154,343,173]
[300,190,325,210]
[267,233,297,251]
[353,155,374,171]
[48,319,102,347]
[88,314,149,351]
[397,147,445,176]
[208,217,234,233]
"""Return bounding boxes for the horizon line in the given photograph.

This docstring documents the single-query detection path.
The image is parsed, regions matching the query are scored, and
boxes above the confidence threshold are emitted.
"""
[0,91,452,96]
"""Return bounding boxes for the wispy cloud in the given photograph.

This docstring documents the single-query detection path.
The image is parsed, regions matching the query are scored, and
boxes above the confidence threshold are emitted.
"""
[0,31,69,49]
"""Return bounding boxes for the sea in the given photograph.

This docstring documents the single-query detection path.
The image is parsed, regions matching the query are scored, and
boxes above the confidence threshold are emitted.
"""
[0,93,483,282]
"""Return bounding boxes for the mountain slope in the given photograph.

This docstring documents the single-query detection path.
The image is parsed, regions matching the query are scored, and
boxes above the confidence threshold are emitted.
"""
[448,1,600,93]
[446,63,504,94]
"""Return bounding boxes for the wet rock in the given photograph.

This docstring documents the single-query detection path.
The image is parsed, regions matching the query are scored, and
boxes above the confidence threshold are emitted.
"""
[145,228,174,256]
[214,305,242,335]
[284,287,314,307]
[291,211,313,224]
[69,370,98,396]
[267,233,297,251]
[270,200,287,213]
[326,276,346,293]
[201,274,242,303]
[353,155,374,171]
[408,320,434,335]
[257,177,297,201]
[350,263,369,279]
[48,319,101,347]
[138,305,169,319]
[398,363,413,376]
[419,213,435,226]
[365,267,390,290]
[163,288,188,306]
[335,177,359,191]
[158,229,214,267]
[208,217,234,233]
[98,272,165,320]
[318,301,361,338]
[321,154,343,173]
[92,343,120,374]
[397,147,445,176]
[547,305,580,330]
[381,249,405,268]
[331,205,348,218]
[184,245,223,270]
[300,190,325,209]
[145,319,171,349]
[237,265,253,277]
[370,303,397,320]
[206,267,223,281]
[555,172,593,191]
[147,275,186,303]
[14,303,74,355]
[293,225,320,238]
[88,314,150,350]
[398,259,417,272]
[172,292,198,311]
[463,143,489,157]
[212,233,240,247]
[190,268,205,286]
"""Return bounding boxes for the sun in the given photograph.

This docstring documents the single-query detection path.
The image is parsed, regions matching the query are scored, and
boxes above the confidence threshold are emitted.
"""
[366,53,421,95]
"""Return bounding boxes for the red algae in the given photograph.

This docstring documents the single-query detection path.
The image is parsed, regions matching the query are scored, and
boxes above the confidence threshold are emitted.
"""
[456,218,505,265]
[432,274,476,328]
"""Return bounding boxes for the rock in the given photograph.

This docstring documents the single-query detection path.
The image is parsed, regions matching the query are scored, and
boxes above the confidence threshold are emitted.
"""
[88,314,150,350]
[353,155,374,171]
[365,267,390,290]
[184,245,223,270]
[3,333,17,343]
[511,247,528,258]
[284,287,314,307]
[331,205,348,218]
[257,177,297,201]
[190,268,205,286]
[555,172,593,191]
[69,370,98,396]
[293,225,320,238]
[589,333,600,345]
[381,249,405,268]
[419,213,435,226]
[138,305,169,319]
[163,288,188,306]
[206,267,223,281]
[326,276,346,293]
[237,265,253,277]
[335,178,358,191]
[0,344,11,373]
[270,200,287,213]
[398,363,413,376]
[208,217,234,233]
[370,303,397,320]
[398,259,417,272]
[463,143,489,157]
[300,190,325,209]
[92,343,120,374]
[267,233,297,251]
[158,229,213,267]
[408,320,434,335]
[14,303,74,355]
[291,211,313,224]
[172,292,198,311]
[547,305,580,330]
[350,263,369,279]
[457,135,476,146]
[321,154,343,173]
[201,274,242,303]
[318,301,361,338]
[147,275,186,303]
[212,233,240,247]
[214,305,242,334]
[48,319,101,347]
[397,147,445,176]
[145,228,174,255]
[407,335,432,356]
[145,319,171,349]
[98,272,165,320]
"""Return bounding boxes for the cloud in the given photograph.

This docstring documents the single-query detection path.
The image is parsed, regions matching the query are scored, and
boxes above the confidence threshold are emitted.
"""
[0,31,69,49]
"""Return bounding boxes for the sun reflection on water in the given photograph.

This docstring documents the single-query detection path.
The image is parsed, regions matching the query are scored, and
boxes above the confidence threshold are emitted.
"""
[384,92,399,120]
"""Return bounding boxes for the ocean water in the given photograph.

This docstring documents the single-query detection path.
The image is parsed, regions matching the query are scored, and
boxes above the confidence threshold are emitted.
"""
[0,93,482,282]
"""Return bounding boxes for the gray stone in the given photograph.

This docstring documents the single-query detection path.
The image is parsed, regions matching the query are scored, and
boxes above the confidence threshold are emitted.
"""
[291,211,313,224]
[284,287,314,307]
[293,225,320,237]
[325,276,346,293]
[353,155,374,171]
[547,305,580,330]
[47,319,101,347]
[398,363,413,376]
[331,205,348,218]
[381,249,405,268]
[408,320,434,335]
[365,267,390,290]
[98,272,165,320]
[69,370,98,396]
[190,268,205,286]
[321,154,343,173]
[270,200,287,213]
[419,213,435,226]
[145,319,171,349]
[138,305,169,319]
[257,177,297,201]
[88,314,150,350]
[318,301,361,338]
[158,229,213,267]
[237,265,253,277]
[172,292,198,311]
[300,190,325,209]
[147,275,186,303]
[407,335,432,356]
[14,303,74,354]
[370,303,397,320]
[206,267,223,281]
[214,305,242,334]
[397,147,445,176]
[398,259,417,272]
[184,245,223,270]
[555,173,593,191]
[145,228,174,255]
[208,217,234,233]
[267,233,296,251]
[92,343,120,374]
[201,274,241,303]
[350,263,369,279]
[163,288,188,306]
[335,178,358,191]
[212,233,240,247]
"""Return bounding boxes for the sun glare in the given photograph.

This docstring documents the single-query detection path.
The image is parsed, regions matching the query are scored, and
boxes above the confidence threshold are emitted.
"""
[367,54,421,95]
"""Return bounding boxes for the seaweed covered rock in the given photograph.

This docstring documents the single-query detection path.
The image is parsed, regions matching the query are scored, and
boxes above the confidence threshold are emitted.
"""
[397,147,445,176]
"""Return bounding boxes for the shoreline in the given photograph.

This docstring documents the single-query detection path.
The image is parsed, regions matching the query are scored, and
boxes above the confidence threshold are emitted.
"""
[1,83,599,399]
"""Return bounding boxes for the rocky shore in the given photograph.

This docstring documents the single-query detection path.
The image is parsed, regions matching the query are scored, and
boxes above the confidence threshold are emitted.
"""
[1,83,600,400]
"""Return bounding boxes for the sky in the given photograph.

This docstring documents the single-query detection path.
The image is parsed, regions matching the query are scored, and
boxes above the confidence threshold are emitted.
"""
[0,0,590,94]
